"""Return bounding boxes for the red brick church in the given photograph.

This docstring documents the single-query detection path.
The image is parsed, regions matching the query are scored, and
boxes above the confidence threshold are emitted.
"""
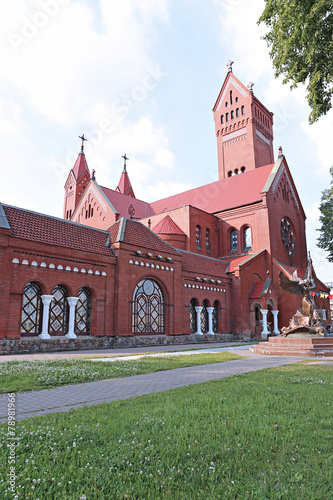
[0,67,330,350]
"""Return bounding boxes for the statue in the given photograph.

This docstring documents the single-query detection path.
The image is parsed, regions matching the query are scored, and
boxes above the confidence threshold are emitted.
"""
[278,259,329,337]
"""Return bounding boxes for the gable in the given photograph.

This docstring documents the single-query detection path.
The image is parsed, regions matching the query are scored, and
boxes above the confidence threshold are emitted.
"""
[263,156,306,219]
[213,72,250,112]
[72,181,115,225]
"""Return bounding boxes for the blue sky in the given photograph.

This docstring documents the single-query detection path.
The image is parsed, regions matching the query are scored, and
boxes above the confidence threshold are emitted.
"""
[1,0,333,281]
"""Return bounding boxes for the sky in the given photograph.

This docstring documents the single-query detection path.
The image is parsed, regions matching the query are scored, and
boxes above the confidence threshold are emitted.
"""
[1,0,333,282]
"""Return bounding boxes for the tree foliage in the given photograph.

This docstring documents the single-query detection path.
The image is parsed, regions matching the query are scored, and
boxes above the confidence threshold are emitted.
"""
[259,0,333,123]
[317,166,333,262]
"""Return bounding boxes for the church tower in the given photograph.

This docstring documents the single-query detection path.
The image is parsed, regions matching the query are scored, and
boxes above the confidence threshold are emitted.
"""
[115,154,135,198]
[213,62,274,180]
[63,135,91,220]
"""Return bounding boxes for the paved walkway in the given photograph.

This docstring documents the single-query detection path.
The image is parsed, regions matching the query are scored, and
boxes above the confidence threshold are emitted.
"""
[0,349,309,422]
[0,341,251,362]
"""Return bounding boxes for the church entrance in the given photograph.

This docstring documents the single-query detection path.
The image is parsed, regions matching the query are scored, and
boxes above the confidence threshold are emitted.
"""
[250,303,262,338]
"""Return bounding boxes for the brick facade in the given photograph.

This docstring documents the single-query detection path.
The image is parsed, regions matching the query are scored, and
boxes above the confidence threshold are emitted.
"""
[0,69,330,348]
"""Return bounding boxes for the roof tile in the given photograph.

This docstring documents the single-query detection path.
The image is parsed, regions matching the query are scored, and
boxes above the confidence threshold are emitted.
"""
[109,218,180,256]
[149,164,275,215]
[3,205,115,257]
[152,215,185,235]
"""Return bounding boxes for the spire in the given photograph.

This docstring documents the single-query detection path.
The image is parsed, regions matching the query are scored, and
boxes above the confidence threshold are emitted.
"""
[72,136,90,180]
[63,134,91,220]
[116,154,135,198]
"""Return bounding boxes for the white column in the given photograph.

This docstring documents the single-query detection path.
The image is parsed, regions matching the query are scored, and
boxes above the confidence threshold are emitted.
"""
[39,295,53,339]
[261,309,269,339]
[272,310,279,335]
[207,307,214,335]
[66,297,79,339]
[195,306,203,335]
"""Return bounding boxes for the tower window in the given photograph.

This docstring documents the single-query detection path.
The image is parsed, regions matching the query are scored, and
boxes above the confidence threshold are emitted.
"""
[241,106,245,115]
[228,171,232,177]
[243,227,252,250]
[230,229,238,252]
[226,113,229,122]
[196,225,202,250]
[221,115,224,124]
[240,166,246,173]
[236,108,239,117]
[230,90,233,105]
[231,110,234,119]
[205,228,211,252]
[225,102,228,107]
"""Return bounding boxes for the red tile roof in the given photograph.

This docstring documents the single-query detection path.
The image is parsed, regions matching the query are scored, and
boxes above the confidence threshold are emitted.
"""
[149,164,275,215]
[152,215,185,235]
[249,281,266,299]
[3,205,116,257]
[72,153,90,180]
[222,252,264,273]
[179,250,229,277]
[100,186,150,219]
[109,218,180,256]
[275,261,306,279]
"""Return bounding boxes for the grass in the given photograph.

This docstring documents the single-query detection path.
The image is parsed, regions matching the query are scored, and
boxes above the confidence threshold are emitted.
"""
[0,363,332,499]
[0,352,242,393]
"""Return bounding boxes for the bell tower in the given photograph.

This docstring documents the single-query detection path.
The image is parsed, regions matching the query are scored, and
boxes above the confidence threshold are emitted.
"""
[63,135,91,220]
[213,62,274,180]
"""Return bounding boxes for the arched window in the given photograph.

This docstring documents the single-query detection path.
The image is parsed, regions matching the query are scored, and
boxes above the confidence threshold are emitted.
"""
[201,300,208,334]
[228,171,232,177]
[240,166,246,173]
[280,217,296,256]
[231,110,234,119]
[132,279,164,333]
[196,225,202,249]
[234,168,239,175]
[49,285,68,334]
[241,105,245,115]
[212,300,219,333]
[230,90,233,105]
[205,228,211,252]
[75,288,91,334]
[189,299,197,333]
[230,229,238,252]
[226,113,229,122]
[221,115,224,124]
[236,108,239,117]
[244,227,252,250]
[21,283,42,335]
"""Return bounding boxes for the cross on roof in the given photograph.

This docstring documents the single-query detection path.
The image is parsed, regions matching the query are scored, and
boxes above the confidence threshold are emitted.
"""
[227,59,234,72]
[79,134,87,152]
[122,154,129,171]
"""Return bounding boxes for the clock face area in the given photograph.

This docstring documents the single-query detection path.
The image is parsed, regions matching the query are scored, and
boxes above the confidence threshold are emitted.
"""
[281,217,296,256]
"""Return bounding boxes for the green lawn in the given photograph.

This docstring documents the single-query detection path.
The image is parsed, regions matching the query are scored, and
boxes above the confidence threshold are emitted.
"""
[0,363,332,499]
[0,352,241,393]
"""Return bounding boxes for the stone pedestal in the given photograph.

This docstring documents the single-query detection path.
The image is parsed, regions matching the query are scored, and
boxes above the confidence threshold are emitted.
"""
[250,336,333,357]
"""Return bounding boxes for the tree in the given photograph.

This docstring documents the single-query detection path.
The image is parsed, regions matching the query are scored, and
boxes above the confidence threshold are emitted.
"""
[317,166,333,261]
[259,0,333,123]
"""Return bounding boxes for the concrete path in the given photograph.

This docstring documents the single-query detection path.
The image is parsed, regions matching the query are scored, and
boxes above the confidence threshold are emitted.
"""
[0,349,309,422]
[0,341,251,362]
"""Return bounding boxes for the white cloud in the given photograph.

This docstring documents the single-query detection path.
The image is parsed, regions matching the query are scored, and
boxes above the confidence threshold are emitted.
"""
[305,201,321,222]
